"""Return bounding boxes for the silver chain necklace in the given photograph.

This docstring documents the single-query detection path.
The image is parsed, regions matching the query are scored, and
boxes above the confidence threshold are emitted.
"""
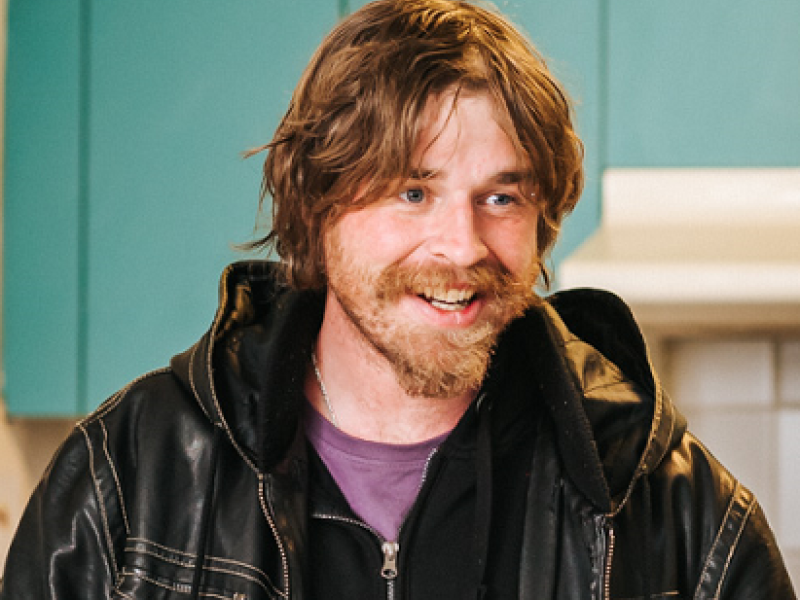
[311,352,339,428]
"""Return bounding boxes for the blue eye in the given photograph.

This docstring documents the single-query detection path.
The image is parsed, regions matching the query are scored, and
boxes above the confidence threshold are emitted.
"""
[486,193,515,206]
[400,188,426,204]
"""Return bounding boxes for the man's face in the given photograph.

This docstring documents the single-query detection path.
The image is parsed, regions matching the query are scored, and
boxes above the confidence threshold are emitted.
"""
[323,90,541,398]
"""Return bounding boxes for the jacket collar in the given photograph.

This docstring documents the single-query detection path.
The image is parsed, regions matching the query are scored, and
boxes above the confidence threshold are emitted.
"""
[172,261,323,473]
[172,261,685,511]
[544,289,686,512]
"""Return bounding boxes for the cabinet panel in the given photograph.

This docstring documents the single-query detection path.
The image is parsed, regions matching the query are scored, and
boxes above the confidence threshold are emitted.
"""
[507,0,604,266]
[3,1,83,415]
[3,2,339,415]
[607,0,800,166]
[9,1,800,416]
[85,1,339,408]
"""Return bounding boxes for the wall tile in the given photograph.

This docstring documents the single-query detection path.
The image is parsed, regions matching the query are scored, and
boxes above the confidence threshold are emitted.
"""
[778,342,800,405]
[778,410,800,549]
[671,340,774,408]
[685,408,777,520]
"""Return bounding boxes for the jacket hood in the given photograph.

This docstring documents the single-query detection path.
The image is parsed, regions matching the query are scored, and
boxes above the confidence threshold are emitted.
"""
[171,261,686,511]
[542,288,687,512]
[171,261,324,473]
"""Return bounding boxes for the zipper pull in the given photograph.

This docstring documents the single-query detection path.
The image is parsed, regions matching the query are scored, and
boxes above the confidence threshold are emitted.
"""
[381,541,400,579]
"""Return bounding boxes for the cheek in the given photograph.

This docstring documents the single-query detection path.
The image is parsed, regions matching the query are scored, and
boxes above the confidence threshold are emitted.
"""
[340,211,419,262]
[487,221,539,275]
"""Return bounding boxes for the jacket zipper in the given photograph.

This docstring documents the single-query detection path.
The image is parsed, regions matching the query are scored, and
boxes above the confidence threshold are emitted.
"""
[258,475,291,599]
[202,320,289,598]
[313,513,400,599]
[603,519,616,600]
[312,447,439,600]
[382,541,400,600]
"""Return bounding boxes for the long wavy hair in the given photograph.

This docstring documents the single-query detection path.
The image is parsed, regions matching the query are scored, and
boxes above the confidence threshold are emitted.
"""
[247,0,584,290]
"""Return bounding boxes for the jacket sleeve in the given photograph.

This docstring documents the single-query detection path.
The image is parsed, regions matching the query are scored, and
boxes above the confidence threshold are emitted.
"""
[674,437,797,600]
[712,495,796,599]
[621,429,797,600]
[0,424,121,599]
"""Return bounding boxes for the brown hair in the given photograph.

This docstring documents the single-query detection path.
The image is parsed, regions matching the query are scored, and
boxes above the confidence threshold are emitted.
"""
[248,0,584,290]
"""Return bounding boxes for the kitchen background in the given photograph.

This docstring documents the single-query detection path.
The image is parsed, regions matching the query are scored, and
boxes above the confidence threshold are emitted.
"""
[1,0,799,585]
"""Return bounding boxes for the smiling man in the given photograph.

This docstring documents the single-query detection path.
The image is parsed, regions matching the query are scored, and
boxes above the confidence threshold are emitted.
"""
[1,1,795,599]
[316,89,540,420]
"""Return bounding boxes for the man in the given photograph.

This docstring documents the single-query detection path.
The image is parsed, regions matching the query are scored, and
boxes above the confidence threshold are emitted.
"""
[1,0,795,598]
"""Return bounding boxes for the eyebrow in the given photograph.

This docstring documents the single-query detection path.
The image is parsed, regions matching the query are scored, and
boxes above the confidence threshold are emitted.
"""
[407,168,531,185]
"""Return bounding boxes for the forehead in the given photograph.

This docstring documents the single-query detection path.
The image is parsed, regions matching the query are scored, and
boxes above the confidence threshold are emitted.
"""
[410,89,528,175]
[349,89,530,207]
[417,88,495,135]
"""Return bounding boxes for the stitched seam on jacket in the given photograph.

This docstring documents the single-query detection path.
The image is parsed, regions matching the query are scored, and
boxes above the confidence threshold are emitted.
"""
[124,545,278,597]
[188,342,214,423]
[203,564,276,596]
[694,482,752,600]
[203,286,261,475]
[126,537,276,590]
[120,568,239,599]
[126,536,272,577]
[100,418,131,535]
[187,319,260,475]
[259,476,290,599]
[714,491,756,599]
[120,568,190,594]
[125,545,194,567]
[695,486,736,598]
[111,574,135,600]
[83,367,172,424]
[642,371,668,475]
[617,593,682,599]
[79,422,120,583]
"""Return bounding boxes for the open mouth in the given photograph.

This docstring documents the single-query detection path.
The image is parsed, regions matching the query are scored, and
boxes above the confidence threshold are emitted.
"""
[415,287,477,312]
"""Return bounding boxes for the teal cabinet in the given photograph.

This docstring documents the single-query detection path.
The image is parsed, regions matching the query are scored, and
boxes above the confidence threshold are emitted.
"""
[5,1,800,415]
[4,1,83,415]
[84,1,339,410]
[606,0,800,166]
[4,1,340,415]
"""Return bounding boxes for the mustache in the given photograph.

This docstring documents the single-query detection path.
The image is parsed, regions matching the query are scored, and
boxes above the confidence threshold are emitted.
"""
[375,262,533,302]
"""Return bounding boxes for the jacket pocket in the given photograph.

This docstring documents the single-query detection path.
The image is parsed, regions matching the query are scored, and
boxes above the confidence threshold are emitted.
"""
[115,538,282,599]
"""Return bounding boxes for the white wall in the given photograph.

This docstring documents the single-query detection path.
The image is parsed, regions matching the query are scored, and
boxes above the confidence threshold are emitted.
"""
[667,338,800,588]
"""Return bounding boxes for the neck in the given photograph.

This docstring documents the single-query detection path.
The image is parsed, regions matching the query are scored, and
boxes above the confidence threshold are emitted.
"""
[306,294,475,444]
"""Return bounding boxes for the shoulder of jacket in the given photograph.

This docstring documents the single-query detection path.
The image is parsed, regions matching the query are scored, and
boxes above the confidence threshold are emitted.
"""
[77,367,215,466]
[647,430,785,597]
[545,287,655,397]
[82,367,198,424]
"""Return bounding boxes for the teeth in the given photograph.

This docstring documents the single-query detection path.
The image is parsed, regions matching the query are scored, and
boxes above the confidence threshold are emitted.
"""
[430,299,465,311]
[416,286,475,309]
[444,289,469,303]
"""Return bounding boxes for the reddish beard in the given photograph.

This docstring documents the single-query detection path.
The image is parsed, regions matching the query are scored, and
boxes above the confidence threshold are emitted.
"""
[326,251,541,398]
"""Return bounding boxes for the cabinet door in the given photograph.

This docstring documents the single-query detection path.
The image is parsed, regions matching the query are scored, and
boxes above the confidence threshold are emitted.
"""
[3,1,339,415]
[607,0,800,166]
[85,1,338,409]
[3,1,83,415]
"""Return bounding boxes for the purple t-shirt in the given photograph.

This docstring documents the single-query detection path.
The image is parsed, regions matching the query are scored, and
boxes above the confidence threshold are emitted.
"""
[305,402,449,541]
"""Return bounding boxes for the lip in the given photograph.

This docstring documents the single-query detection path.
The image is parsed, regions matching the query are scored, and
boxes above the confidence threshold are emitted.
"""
[400,292,485,327]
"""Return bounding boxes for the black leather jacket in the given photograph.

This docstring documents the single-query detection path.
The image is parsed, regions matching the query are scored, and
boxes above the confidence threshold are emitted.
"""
[1,261,795,599]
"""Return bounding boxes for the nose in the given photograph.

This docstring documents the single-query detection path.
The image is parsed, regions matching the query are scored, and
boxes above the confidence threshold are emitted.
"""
[425,199,489,267]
